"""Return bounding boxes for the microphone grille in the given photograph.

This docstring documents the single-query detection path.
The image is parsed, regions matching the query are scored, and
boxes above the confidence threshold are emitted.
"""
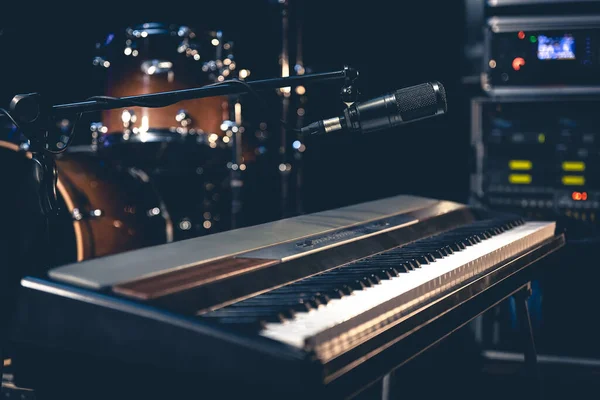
[394,81,447,123]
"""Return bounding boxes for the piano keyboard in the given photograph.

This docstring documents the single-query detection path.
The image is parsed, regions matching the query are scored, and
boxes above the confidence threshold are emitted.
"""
[7,195,564,398]
[200,217,555,358]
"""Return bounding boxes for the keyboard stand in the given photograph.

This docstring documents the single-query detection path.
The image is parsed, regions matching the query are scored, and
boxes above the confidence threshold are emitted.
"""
[376,282,541,400]
[514,283,542,400]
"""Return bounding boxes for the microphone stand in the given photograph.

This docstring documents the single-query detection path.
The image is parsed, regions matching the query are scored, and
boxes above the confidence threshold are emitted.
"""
[44,69,353,115]
[6,66,358,263]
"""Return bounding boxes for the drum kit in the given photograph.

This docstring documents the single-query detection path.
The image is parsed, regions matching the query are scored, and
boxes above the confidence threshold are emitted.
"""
[0,22,262,266]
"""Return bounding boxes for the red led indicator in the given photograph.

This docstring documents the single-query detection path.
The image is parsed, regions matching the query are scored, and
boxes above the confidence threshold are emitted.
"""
[518,31,526,39]
[572,191,588,201]
[512,57,526,71]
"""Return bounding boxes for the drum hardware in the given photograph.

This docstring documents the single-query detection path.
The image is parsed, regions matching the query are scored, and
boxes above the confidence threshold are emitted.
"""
[175,109,192,128]
[89,122,106,151]
[71,208,103,221]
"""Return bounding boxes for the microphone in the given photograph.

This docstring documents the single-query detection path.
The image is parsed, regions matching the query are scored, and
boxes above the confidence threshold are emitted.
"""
[300,81,447,136]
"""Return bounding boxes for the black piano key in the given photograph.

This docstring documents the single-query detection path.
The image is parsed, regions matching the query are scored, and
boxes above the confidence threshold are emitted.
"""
[462,236,476,245]
[274,286,347,299]
[409,246,445,257]
[202,309,288,323]
[306,277,369,290]
[205,306,292,317]
[360,258,419,270]
[206,316,268,331]
[376,252,431,264]
[358,262,410,274]
[228,304,297,319]
[341,264,403,278]
[425,248,447,258]
[274,283,354,297]
[407,252,439,262]
[376,268,398,278]
[236,296,316,311]
[449,241,466,251]
[319,271,378,286]
[402,259,421,269]
[387,257,420,266]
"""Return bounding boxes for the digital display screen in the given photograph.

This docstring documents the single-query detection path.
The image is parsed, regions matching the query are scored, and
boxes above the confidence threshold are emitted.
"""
[537,34,576,60]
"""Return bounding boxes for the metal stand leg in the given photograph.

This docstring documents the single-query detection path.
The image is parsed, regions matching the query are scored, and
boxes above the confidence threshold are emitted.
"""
[514,282,542,399]
[381,370,394,400]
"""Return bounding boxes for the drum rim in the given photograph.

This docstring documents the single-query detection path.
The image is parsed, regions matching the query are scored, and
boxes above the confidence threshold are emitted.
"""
[95,129,239,149]
[126,22,196,39]
[99,129,208,144]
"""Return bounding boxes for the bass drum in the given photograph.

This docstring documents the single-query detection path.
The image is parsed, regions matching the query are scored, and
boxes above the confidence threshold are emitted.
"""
[0,141,172,266]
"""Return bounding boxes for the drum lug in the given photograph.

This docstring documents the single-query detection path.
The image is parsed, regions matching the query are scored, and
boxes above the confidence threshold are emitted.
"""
[175,109,192,128]
[92,56,111,69]
[121,109,137,130]
[90,122,107,151]
[72,208,104,221]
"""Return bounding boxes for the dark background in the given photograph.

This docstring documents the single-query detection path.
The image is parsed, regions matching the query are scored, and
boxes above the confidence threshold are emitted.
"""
[0,0,469,219]
[3,2,600,397]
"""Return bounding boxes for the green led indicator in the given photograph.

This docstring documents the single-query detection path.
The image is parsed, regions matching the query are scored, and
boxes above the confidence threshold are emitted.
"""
[530,35,537,43]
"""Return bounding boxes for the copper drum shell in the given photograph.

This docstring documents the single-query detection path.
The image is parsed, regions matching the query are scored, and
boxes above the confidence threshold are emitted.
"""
[54,147,172,260]
[96,25,231,136]
[0,140,171,263]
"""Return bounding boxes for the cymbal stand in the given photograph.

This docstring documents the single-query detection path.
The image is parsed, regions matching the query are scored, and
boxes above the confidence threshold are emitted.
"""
[276,0,293,218]
[216,33,244,230]
[291,0,306,215]
[229,97,244,230]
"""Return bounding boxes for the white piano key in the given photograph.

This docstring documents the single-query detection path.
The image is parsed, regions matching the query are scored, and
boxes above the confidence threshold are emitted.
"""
[260,221,555,350]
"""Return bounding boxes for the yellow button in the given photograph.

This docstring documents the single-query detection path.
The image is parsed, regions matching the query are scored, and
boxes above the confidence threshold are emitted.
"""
[509,160,532,170]
[562,161,585,172]
[562,175,585,186]
[509,174,532,184]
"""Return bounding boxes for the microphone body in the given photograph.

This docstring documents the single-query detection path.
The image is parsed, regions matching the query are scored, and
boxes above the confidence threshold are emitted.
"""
[301,81,447,136]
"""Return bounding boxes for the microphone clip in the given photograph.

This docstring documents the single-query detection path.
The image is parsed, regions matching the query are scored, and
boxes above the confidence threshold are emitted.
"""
[340,65,360,107]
